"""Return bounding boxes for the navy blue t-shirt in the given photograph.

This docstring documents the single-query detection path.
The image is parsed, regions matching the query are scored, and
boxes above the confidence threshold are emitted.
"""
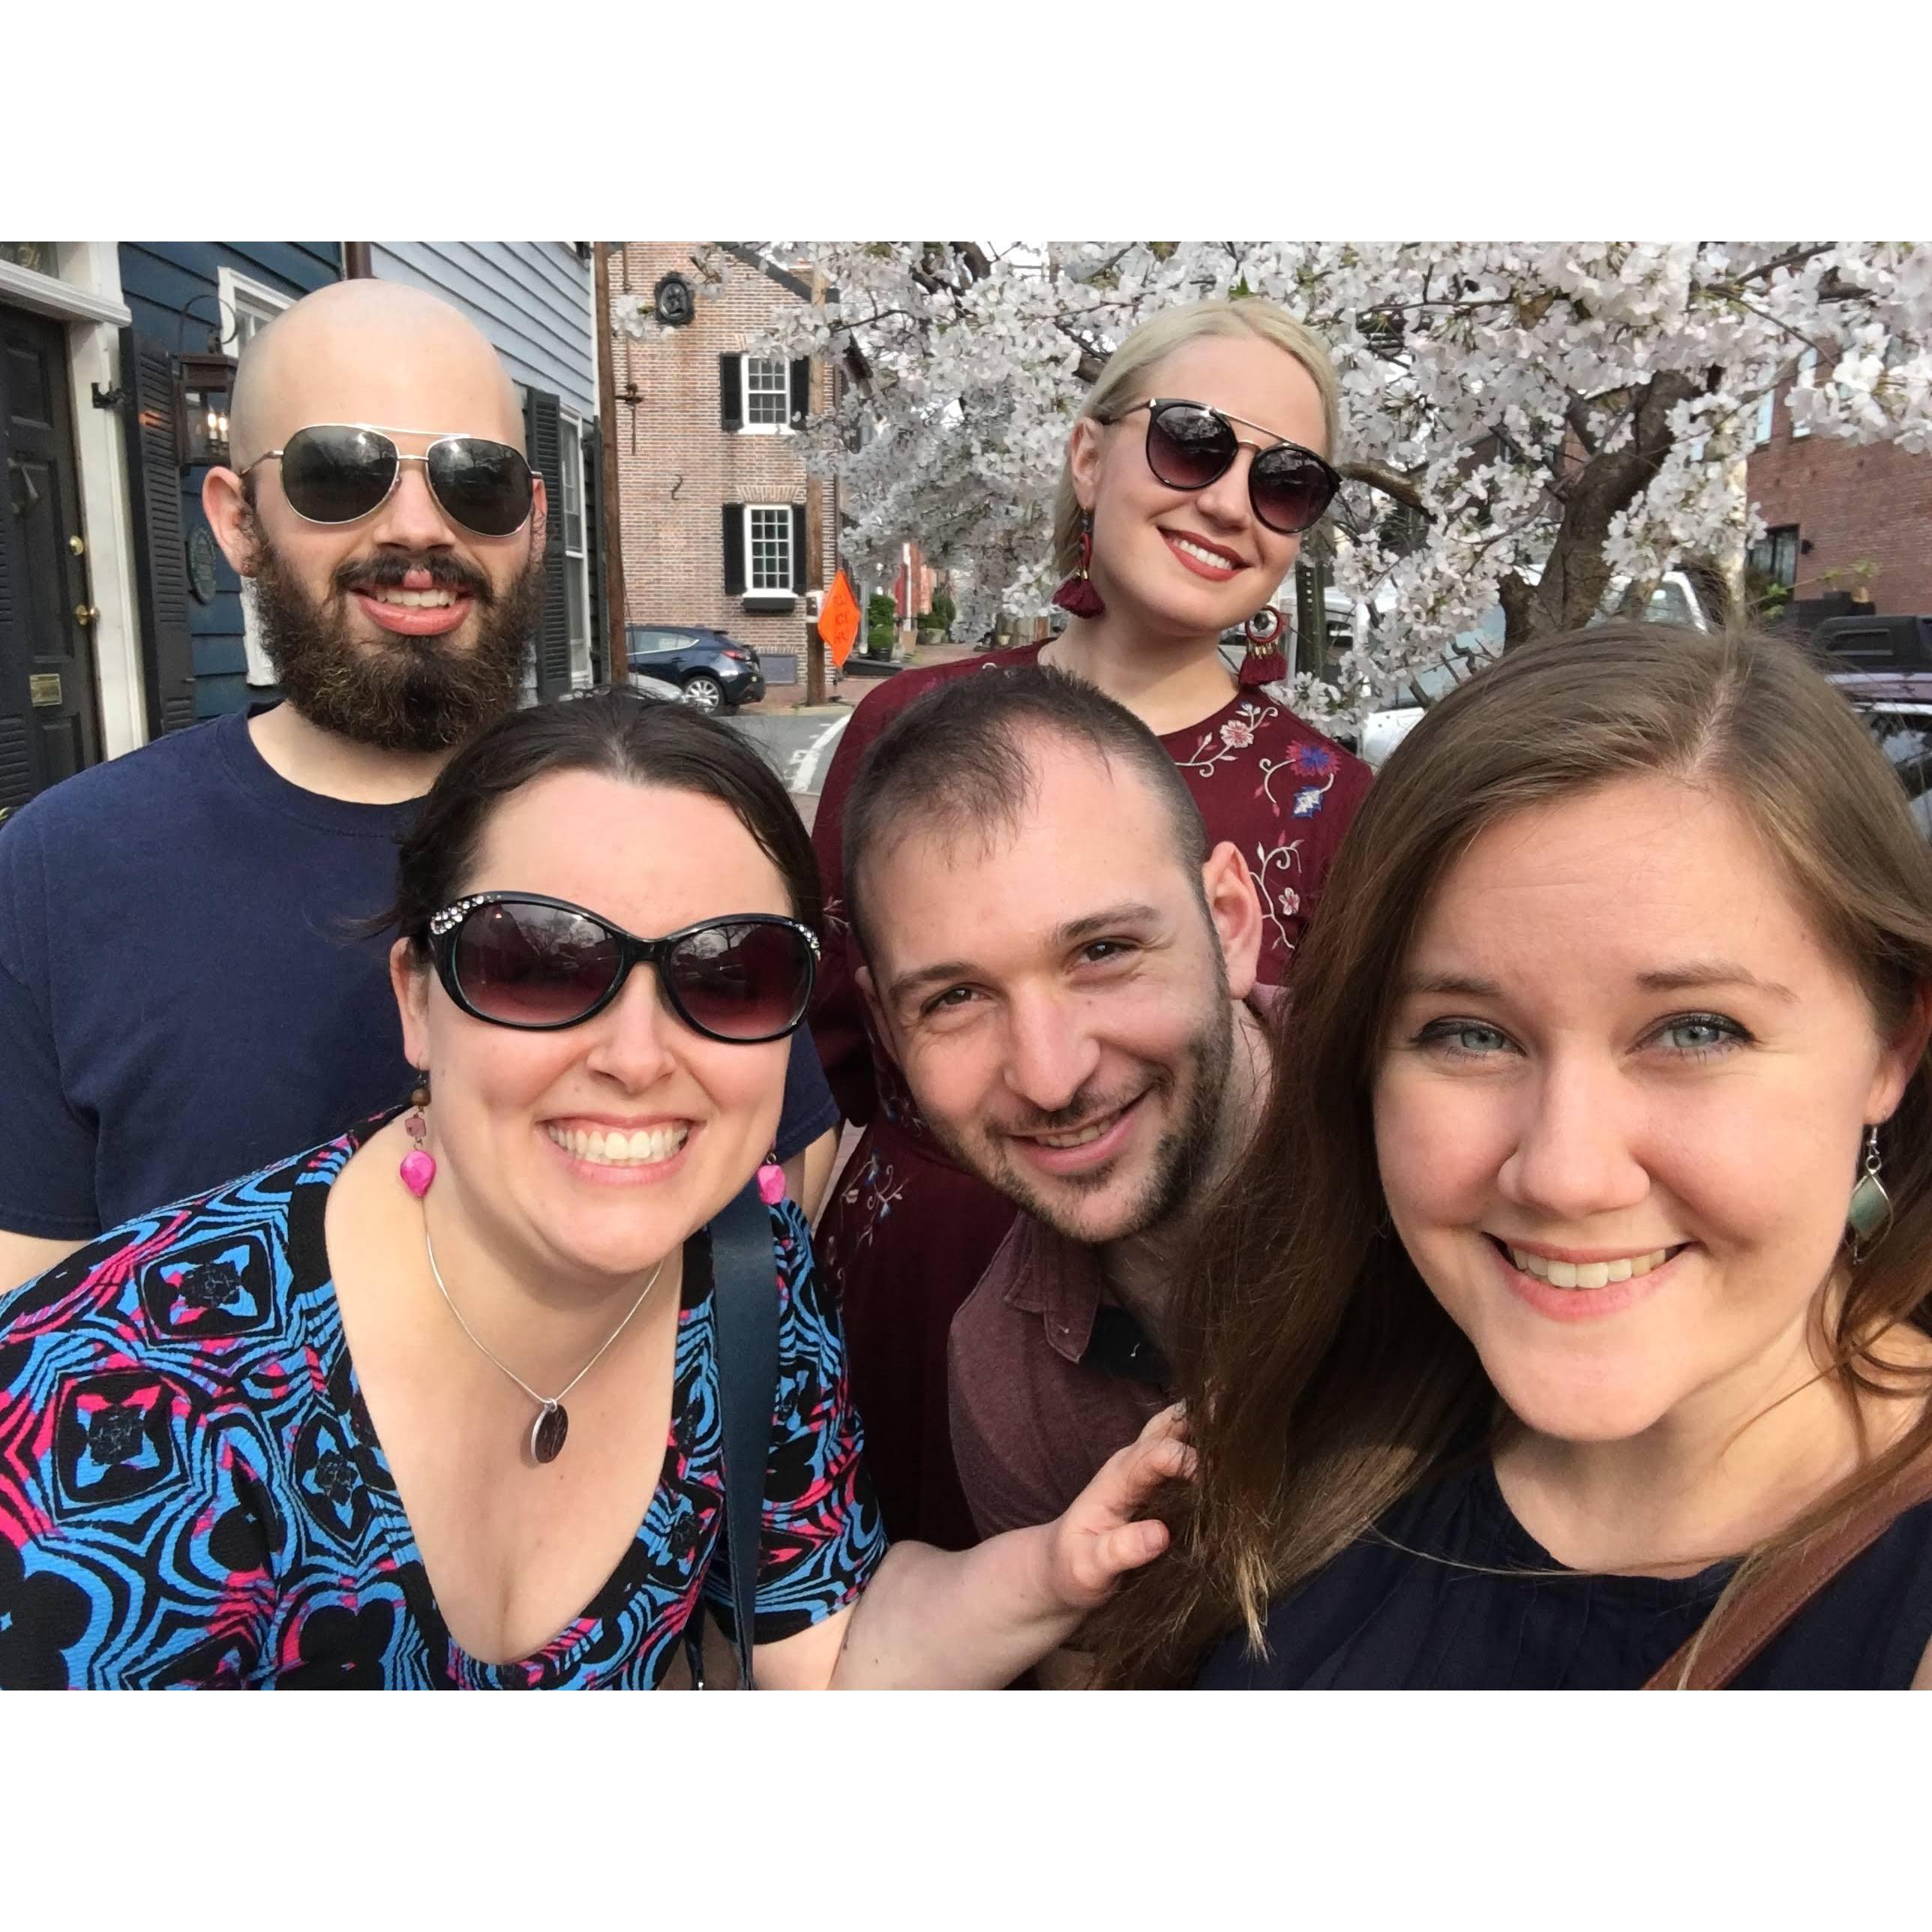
[0,710,840,1240]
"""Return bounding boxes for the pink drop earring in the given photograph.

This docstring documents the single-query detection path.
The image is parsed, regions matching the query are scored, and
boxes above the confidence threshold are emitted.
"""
[399,1074,437,1198]
[756,1152,786,1205]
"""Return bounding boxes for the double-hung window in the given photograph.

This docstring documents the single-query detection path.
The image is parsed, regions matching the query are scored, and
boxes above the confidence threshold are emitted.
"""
[220,268,295,687]
[747,505,793,591]
[743,357,790,430]
[560,412,592,687]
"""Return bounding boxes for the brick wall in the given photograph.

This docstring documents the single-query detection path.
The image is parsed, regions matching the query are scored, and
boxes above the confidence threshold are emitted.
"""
[1748,382,1932,614]
[608,244,840,680]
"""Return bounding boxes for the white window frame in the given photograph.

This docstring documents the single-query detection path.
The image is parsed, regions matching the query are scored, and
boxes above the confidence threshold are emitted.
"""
[739,355,793,435]
[219,269,296,687]
[1790,346,1817,440]
[745,503,794,592]
[560,410,592,688]
[217,266,291,359]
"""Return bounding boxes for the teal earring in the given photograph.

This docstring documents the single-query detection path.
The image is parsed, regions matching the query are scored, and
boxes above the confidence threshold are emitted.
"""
[1847,1124,1893,1259]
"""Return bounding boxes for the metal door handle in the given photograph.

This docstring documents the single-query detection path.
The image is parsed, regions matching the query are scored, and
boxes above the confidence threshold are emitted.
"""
[75,604,98,627]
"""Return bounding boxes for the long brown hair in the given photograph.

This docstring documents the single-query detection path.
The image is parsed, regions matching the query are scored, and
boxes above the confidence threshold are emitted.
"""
[1091,622,1932,1687]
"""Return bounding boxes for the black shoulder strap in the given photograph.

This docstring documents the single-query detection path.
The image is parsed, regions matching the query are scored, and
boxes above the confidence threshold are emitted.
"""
[704,1180,782,1688]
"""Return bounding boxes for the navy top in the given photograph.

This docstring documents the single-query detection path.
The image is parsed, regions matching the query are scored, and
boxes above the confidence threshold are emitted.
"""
[1197,1456,1932,1690]
[0,710,840,1240]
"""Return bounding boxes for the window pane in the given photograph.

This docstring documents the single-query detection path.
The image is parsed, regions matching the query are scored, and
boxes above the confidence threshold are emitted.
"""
[232,298,282,350]
[746,357,789,428]
[748,506,791,590]
[561,419,584,554]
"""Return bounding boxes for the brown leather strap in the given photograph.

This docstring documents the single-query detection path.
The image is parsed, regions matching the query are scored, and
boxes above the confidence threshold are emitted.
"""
[1643,1454,1932,1689]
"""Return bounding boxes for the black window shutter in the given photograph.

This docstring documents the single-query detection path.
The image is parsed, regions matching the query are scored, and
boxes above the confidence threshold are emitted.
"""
[722,504,746,595]
[118,328,196,737]
[0,512,20,816]
[522,386,571,702]
[719,355,742,433]
[789,358,810,426]
[790,505,807,592]
[583,422,607,683]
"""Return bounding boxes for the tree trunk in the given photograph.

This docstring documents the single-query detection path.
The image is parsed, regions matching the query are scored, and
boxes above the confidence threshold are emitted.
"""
[1501,370,1702,649]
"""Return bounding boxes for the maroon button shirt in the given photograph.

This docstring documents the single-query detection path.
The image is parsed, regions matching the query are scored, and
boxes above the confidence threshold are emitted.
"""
[948,985,1288,1541]
[947,1213,1172,1540]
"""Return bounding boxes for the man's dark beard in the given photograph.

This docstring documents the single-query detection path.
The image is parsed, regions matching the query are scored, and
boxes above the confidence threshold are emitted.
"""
[247,521,542,752]
[927,980,1238,1248]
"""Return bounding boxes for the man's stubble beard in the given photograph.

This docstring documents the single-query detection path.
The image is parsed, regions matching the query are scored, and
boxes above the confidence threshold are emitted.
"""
[245,514,544,753]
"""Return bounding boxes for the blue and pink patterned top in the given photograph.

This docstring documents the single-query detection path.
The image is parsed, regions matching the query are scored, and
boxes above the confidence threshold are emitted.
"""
[0,1123,885,1688]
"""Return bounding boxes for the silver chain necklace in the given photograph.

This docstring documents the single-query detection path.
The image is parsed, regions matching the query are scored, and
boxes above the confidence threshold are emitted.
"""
[422,1222,664,1465]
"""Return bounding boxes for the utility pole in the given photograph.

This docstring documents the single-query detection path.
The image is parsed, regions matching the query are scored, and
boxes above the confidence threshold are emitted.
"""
[803,265,829,706]
[805,474,826,704]
[592,244,629,684]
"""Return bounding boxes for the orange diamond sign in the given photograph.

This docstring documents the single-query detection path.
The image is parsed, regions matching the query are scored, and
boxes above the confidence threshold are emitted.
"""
[819,569,861,668]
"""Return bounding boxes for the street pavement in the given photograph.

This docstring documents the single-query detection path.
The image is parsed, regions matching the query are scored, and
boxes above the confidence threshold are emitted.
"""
[724,641,993,832]
[724,709,851,832]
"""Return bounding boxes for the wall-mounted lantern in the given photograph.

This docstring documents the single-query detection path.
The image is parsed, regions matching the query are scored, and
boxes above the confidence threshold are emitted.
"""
[174,350,236,469]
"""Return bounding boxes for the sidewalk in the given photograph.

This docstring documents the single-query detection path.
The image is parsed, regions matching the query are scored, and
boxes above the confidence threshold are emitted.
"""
[736,638,991,716]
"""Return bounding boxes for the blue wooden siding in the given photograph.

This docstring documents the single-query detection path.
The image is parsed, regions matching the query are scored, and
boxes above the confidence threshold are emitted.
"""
[371,244,595,418]
[118,243,341,718]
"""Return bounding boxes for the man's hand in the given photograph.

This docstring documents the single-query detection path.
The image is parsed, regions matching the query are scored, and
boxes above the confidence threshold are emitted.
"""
[1046,1402,1193,1614]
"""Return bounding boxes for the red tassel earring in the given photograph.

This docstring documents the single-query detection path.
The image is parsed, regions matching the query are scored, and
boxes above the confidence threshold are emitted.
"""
[1051,513,1106,619]
[1240,604,1286,688]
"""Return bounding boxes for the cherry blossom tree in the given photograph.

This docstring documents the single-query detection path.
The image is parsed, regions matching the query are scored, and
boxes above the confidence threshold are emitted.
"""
[616,242,1932,729]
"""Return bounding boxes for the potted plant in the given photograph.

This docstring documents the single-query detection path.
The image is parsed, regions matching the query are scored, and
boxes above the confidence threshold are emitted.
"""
[926,586,956,642]
[865,592,898,661]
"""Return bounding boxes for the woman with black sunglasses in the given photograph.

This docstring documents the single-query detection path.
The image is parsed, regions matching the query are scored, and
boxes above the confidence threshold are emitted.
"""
[810,298,1376,1551]
[0,691,1187,1688]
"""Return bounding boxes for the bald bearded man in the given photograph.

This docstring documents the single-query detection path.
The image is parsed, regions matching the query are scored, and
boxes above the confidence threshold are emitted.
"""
[0,282,839,1288]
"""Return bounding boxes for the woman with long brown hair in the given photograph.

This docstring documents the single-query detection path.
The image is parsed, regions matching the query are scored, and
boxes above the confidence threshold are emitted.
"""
[812,298,1372,1548]
[1096,622,1932,1689]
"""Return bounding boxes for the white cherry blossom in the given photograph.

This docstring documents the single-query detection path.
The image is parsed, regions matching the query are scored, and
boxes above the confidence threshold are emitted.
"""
[614,243,1932,728]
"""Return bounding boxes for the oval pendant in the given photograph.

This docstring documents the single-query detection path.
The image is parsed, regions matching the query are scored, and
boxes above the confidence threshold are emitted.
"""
[530,1402,568,1464]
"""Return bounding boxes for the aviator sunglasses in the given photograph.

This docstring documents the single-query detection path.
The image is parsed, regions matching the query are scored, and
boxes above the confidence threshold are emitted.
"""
[241,422,536,538]
[1105,399,1341,536]
[428,892,820,1044]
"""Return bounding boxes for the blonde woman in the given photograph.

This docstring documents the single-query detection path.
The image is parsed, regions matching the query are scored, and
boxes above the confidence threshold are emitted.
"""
[1094,625,1932,1690]
[810,299,1372,1549]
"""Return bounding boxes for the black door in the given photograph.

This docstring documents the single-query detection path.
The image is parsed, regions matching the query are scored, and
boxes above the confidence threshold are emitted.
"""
[0,303,101,823]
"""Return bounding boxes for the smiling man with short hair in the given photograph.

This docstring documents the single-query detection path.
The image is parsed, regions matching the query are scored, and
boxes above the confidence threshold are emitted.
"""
[844,665,1279,1544]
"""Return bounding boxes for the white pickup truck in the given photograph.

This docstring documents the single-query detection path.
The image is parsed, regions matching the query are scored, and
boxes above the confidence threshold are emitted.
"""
[1357,571,1714,770]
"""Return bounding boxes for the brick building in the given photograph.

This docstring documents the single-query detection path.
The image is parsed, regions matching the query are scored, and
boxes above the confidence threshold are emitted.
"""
[1747,361,1932,616]
[606,244,842,689]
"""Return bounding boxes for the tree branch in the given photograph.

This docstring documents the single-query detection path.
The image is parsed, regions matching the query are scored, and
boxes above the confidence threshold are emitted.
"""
[1337,460,1428,514]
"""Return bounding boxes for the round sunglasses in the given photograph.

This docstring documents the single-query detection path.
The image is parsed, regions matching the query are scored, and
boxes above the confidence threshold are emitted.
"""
[1106,398,1340,536]
[428,893,820,1043]
[242,422,535,538]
